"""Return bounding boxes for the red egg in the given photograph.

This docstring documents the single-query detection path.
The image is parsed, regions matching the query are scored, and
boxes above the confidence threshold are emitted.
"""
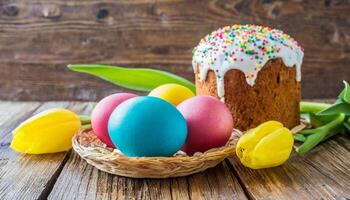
[91,93,137,148]
[177,96,233,155]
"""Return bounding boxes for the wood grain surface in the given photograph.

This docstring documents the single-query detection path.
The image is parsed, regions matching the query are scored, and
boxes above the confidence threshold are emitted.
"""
[49,153,247,200]
[0,100,349,199]
[0,101,93,199]
[0,0,349,101]
[228,134,350,199]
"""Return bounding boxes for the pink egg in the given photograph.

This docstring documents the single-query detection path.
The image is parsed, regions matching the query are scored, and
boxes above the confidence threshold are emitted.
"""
[177,96,233,155]
[91,93,138,148]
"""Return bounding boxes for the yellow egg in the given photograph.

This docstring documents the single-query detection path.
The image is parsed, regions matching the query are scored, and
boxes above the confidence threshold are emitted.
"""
[148,84,195,106]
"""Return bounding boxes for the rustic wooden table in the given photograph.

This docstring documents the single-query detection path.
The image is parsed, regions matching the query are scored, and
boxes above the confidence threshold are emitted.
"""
[0,101,349,200]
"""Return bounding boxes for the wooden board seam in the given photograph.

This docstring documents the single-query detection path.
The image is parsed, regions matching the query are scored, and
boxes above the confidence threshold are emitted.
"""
[37,150,72,200]
[224,159,253,200]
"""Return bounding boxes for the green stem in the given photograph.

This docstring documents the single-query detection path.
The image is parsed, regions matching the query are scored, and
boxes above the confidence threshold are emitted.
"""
[299,114,345,135]
[344,118,350,133]
[296,114,345,154]
[300,101,332,113]
[79,115,91,125]
[294,134,306,142]
[296,129,328,154]
[82,124,92,130]
[322,129,343,142]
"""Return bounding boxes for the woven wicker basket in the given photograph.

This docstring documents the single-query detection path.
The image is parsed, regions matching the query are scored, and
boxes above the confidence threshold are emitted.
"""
[73,122,307,178]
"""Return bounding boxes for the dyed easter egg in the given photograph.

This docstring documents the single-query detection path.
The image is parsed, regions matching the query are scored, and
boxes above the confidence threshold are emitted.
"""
[148,84,195,106]
[91,93,138,148]
[108,96,187,157]
[177,96,233,155]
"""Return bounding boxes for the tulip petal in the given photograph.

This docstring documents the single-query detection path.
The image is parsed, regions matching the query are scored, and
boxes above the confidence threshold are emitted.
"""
[11,108,81,154]
[236,121,283,159]
[251,127,294,168]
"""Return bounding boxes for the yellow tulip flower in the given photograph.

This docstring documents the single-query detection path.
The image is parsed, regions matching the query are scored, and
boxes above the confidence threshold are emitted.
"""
[236,121,294,169]
[11,108,81,154]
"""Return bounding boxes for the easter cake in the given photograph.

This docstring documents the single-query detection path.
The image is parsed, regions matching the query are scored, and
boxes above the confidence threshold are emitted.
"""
[193,25,304,131]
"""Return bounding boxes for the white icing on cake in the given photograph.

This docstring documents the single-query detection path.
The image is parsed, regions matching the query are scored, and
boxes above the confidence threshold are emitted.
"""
[192,25,304,101]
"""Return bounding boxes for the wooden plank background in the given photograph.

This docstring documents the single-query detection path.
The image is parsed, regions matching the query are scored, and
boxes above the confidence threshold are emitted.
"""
[0,0,349,101]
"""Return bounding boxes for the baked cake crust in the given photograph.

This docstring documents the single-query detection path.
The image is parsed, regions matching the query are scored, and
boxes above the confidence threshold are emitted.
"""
[192,25,303,131]
[195,58,300,131]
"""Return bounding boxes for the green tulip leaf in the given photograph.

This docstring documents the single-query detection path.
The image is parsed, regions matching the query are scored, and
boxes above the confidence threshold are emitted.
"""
[297,82,350,154]
[344,118,350,133]
[339,80,350,104]
[317,101,350,116]
[295,130,327,154]
[296,114,345,154]
[300,113,310,122]
[309,112,338,127]
[299,114,345,135]
[322,130,343,141]
[68,64,196,93]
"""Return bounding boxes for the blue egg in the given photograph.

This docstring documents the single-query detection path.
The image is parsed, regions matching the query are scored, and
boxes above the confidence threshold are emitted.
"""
[108,96,187,157]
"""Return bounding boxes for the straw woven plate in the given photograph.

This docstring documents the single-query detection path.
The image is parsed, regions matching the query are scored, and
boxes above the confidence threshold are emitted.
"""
[72,129,239,178]
[73,122,307,178]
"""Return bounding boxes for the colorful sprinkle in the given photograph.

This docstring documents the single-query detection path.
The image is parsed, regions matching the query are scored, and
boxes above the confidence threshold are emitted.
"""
[192,24,304,101]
